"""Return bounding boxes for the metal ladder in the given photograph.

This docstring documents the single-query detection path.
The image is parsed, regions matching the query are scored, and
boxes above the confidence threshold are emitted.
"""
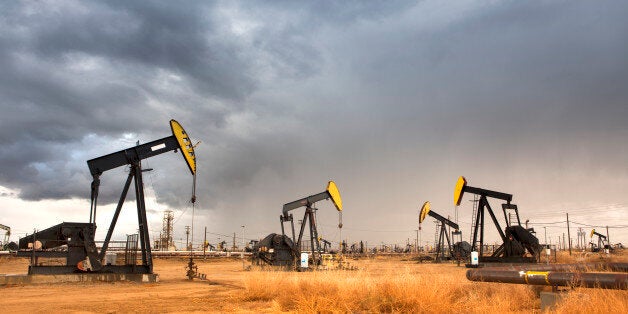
[434,220,441,251]
[469,194,479,245]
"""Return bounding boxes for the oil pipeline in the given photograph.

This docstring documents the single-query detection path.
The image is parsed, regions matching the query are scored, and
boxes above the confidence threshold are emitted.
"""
[466,262,628,290]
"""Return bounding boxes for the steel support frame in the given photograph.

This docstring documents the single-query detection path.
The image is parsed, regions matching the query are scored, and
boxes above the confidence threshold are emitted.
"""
[434,223,454,262]
[426,209,458,262]
[26,264,151,275]
[471,195,507,258]
[85,137,180,274]
[91,160,153,273]
[280,204,323,266]
[279,189,333,268]
[501,203,521,227]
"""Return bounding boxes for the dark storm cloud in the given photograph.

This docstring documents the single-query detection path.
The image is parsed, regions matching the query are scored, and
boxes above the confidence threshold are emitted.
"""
[1,1,627,244]
[16,1,253,101]
[213,1,628,242]
[325,1,628,130]
[0,1,244,140]
[0,0,410,202]
[0,1,302,201]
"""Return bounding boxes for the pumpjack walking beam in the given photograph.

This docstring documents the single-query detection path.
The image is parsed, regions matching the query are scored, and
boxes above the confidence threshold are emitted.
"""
[0,223,18,251]
[0,223,10,244]
[419,201,459,261]
[454,176,512,256]
[18,120,197,275]
[280,181,342,266]
[87,119,196,273]
[590,229,608,251]
[453,176,539,262]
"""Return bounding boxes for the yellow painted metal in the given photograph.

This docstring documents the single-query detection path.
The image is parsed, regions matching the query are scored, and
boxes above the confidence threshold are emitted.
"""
[170,119,196,175]
[454,176,467,206]
[419,201,431,223]
[321,253,334,267]
[327,181,343,211]
[590,229,595,238]
[525,271,550,284]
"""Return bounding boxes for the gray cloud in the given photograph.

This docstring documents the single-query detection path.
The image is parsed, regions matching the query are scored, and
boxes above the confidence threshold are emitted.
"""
[1,1,627,245]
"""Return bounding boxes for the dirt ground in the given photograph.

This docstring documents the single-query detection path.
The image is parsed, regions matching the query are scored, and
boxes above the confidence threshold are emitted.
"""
[0,256,272,313]
[1,253,626,313]
[0,255,465,313]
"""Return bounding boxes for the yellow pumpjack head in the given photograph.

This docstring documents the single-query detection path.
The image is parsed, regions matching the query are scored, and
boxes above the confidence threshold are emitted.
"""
[454,176,467,206]
[170,119,196,175]
[419,201,431,224]
[327,181,343,211]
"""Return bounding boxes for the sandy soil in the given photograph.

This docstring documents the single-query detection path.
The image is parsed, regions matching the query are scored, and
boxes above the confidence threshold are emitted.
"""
[0,256,269,313]
[2,253,625,313]
[0,255,455,313]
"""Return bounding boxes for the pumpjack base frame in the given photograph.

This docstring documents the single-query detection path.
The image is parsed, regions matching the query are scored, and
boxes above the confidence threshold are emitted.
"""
[25,265,152,275]
[1,273,158,286]
[477,256,537,264]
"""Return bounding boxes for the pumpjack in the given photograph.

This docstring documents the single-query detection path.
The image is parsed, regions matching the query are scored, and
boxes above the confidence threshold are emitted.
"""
[419,201,470,262]
[252,181,343,268]
[590,229,609,252]
[454,176,541,263]
[1,223,18,251]
[18,120,196,274]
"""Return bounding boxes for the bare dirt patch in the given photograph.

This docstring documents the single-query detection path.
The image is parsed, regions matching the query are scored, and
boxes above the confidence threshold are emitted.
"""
[1,253,626,313]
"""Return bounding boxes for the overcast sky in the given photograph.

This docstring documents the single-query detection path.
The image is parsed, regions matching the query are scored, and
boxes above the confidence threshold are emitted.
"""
[1,1,627,250]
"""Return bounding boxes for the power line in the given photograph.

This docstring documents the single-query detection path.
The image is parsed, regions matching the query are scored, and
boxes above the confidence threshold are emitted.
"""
[522,203,627,217]
[172,199,194,226]
[319,223,415,233]
[528,221,567,225]
[570,221,628,229]
[527,220,626,228]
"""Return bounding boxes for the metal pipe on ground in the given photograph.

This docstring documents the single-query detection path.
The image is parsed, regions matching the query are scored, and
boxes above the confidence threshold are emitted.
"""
[466,269,628,290]
[476,262,628,273]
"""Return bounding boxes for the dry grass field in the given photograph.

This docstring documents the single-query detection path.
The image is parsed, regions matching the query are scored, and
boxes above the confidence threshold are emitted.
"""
[1,251,626,313]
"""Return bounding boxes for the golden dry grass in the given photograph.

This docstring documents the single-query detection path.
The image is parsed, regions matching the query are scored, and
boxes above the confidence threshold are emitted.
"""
[553,288,628,314]
[554,249,628,264]
[1,251,626,313]
[240,261,537,313]
[239,253,628,313]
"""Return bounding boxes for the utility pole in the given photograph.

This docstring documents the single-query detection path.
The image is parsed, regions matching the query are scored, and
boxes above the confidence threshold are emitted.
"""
[606,226,610,247]
[579,228,584,249]
[185,225,190,251]
[241,225,245,258]
[232,232,236,252]
[415,229,419,254]
[419,228,422,252]
[203,226,207,259]
[544,227,547,245]
[562,233,565,251]
[567,213,572,255]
